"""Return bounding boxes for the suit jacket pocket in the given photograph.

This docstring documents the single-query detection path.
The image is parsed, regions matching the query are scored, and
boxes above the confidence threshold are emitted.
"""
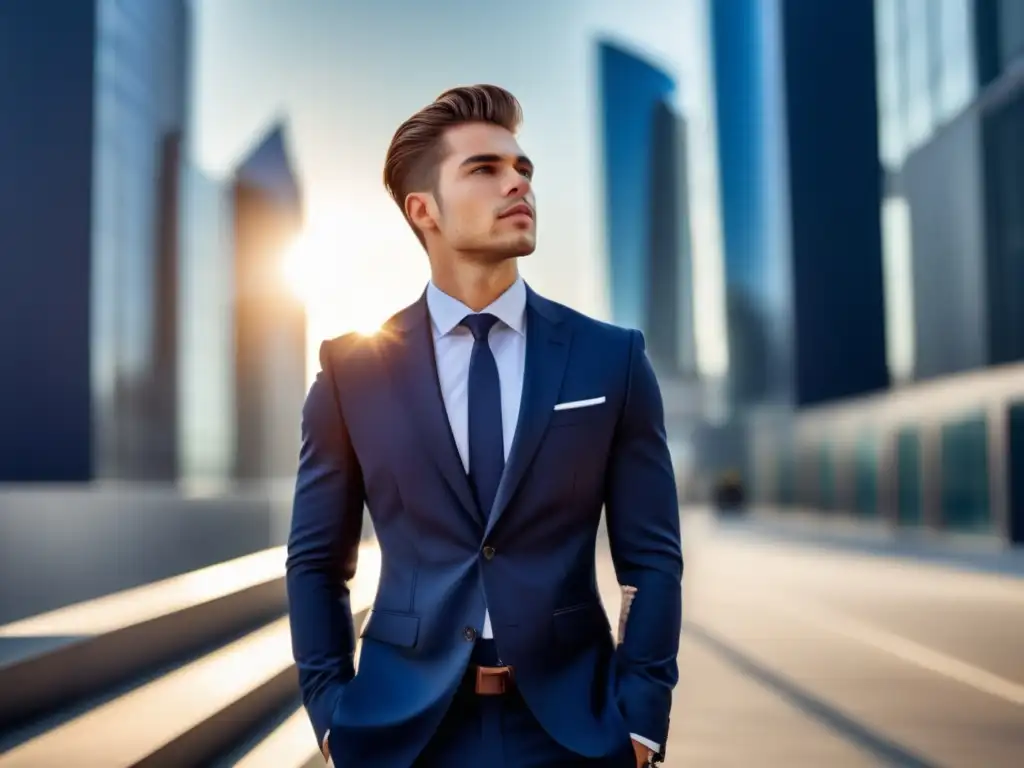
[552,601,608,649]
[549,404,606,429]
[360,609,420,648]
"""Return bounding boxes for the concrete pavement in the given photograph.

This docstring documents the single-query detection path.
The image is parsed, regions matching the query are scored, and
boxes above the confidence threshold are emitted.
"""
[595,510,1024,766]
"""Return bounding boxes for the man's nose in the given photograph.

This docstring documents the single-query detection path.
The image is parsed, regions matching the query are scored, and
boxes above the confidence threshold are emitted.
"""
[503,168,532,197]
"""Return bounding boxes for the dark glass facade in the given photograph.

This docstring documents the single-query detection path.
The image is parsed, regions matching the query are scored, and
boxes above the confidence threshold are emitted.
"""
[750,1,1024,543]
[593,41,688,364]
[875,0,1024,380]
[92,0,189,479]
[710,0,889,409]
[709,0,784,406]
[0,0,189,481]
[646,103,697,376]
[982,79,1024,365]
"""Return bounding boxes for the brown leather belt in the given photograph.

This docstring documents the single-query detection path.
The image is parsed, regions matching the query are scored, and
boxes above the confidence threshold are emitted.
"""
[467,664,515,695]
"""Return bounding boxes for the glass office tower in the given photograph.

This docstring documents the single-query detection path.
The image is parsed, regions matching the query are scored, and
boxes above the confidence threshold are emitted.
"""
[865,0,1024,537]
[709,0,888,409]
[0,0,189,481]
[178,165,237,487]
[231,126,307,484]
[597,40,696,375]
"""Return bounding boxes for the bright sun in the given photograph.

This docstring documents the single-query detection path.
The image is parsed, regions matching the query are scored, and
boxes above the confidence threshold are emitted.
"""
[280,215,388,337]
[278,203,430,383]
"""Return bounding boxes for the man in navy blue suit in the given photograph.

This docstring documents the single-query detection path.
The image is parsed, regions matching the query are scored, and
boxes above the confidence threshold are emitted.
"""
[286,84,683,767]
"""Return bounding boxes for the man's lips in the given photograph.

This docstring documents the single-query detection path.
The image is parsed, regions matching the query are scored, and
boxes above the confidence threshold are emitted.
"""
[499,204,533,219]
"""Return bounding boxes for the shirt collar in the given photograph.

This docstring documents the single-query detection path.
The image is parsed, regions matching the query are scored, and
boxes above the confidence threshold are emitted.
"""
[426,277,527,338]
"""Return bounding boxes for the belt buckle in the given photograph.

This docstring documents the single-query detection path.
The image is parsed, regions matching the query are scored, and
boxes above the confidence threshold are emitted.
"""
[475,665,513,695]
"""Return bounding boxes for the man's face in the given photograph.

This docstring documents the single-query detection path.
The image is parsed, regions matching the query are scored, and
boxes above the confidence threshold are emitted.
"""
[412,122,536,260]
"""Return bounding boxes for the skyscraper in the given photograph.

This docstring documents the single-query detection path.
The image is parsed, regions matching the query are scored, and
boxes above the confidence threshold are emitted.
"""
[177,163,237,487]
[597,40,696,376]
[231,125,307,483]
[709,0,888,408]
[0,0,190,481]
[176,124,308,489]
[647,102,698,378]
[876,0,1024,379]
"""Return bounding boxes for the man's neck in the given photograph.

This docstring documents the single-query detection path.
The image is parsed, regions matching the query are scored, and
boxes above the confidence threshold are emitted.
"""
[429,258,519,312]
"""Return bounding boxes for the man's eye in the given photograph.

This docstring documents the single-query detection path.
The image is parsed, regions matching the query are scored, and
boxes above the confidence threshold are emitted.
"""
[520,168,534,179]
[472,166,494,174]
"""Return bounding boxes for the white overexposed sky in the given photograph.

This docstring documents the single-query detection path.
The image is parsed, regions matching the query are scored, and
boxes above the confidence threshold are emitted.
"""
[190,0,727,380]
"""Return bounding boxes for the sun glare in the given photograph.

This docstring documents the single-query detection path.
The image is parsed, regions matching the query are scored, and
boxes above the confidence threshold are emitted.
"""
[281,227,342,307]
[278,202,431,383]
[280,214,389,337]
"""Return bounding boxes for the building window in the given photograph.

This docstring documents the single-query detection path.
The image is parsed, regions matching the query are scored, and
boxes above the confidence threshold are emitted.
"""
[876,0,907,168]
[940,412,991,532]
[998,0,1024,69]
[904,0,934,148]
[881,196,916,383]
[937,0,975,120]
[877,0,976,165]
[896,427,923,525]
[854,431,879,517]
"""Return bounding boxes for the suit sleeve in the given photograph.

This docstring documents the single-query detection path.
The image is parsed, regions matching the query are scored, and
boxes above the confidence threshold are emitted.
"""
[604,329,683,753]
[286,339,366,746]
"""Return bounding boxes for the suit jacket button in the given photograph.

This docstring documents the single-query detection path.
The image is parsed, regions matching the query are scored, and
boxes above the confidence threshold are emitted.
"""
[463,626,477,642]
[482,546,496,560]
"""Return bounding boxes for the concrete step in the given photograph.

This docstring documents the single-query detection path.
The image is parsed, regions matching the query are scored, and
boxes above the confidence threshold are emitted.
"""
[0,543,379,767]
[0,545,291,730]
[229,637,368,768]
[230,706,321,768]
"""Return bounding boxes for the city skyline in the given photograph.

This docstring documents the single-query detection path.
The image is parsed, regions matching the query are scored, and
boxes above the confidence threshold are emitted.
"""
[189,0,729,383]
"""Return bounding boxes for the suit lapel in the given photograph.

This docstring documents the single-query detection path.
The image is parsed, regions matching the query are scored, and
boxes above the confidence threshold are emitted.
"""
[384,294,484,529]
[486,290,572,537]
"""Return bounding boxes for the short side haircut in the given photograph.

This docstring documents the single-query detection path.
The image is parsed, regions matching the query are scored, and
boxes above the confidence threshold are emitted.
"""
[383,84,523,242]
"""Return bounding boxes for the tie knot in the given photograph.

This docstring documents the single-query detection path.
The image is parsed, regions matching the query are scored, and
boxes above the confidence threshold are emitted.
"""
[461,313,500,341]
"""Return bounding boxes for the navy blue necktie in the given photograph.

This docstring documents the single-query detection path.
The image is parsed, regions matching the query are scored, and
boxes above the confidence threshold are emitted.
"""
[461,313,504,520]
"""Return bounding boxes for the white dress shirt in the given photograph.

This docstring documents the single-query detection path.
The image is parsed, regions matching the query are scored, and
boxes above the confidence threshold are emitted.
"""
[425,279,659,755]
[426,277,527,640]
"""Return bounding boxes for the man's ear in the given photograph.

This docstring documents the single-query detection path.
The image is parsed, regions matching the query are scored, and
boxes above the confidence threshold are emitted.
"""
[405,192,438,235]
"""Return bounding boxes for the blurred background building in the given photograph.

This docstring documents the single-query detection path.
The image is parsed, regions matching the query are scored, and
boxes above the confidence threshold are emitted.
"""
[597,40,698,380]
[230,126,306,485]
[2,2,1023,764]
[3,0,1024,567]
[706,0,1024,544]
[6,0,1022,543]
[0,0,307,487]
[597,40,705,493]
[0,0,190,482]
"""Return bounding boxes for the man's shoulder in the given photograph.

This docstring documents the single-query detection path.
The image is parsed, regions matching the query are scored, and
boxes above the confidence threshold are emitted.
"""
[316,297,426,391]
[320,298,420,363]
[319,331,376,364]
[532,292,640,347]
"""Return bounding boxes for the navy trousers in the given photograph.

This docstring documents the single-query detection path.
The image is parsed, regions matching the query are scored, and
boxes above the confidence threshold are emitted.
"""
[413,641,636,767]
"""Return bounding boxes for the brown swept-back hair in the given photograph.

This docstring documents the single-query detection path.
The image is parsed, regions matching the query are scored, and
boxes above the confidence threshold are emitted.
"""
[384,84,523,243]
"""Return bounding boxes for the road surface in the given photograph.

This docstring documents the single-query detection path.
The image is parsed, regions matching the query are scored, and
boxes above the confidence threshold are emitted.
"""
[596,510,1024,767]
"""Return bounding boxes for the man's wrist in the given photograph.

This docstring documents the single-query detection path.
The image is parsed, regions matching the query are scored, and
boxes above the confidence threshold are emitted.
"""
[630,734,661,765]
[629,733,659,752]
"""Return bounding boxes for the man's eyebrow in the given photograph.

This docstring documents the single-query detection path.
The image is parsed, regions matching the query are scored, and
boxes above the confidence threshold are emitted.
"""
[460,154,533,169]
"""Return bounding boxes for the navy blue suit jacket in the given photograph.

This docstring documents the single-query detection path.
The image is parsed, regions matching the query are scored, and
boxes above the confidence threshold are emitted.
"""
[286,287,683,767]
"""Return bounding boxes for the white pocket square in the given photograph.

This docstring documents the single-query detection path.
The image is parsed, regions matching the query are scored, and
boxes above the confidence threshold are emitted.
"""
[553,396,606,411]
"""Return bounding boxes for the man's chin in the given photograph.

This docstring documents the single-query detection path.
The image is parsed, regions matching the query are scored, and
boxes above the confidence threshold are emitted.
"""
[510,243,536,258]
[465,235,536,260]
[503,235,536,258]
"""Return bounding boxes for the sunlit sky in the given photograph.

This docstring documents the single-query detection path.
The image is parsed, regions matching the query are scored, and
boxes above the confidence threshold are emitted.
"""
[190,0,727,381]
